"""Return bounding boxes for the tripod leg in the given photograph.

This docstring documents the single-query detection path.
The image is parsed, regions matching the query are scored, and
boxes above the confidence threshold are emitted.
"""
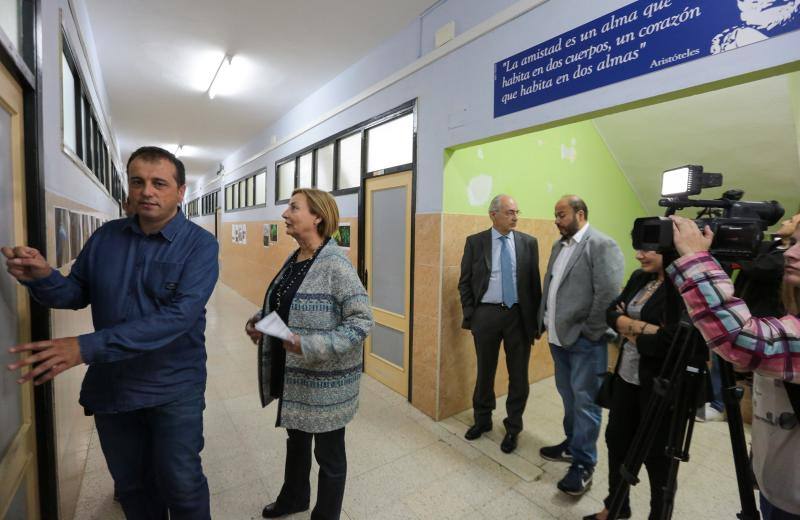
[717,355,760,520]
[608,324,694,520]
[658,361,705,520]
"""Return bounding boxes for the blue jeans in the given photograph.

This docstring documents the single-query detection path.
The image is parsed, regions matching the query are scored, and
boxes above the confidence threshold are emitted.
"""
[550,336,607,468]
[94,385,210,520]
[761,493,800,520]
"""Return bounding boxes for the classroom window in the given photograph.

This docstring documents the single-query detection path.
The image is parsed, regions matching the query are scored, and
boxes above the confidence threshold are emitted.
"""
[366,113,413,172]
[277,161,295,202]
[337,133,361,190]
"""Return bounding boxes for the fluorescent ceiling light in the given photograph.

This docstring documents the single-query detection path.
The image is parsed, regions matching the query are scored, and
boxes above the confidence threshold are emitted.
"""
[208,55,233,100]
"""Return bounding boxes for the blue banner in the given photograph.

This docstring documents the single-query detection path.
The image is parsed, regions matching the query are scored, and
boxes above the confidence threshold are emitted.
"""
[494,0,800,118]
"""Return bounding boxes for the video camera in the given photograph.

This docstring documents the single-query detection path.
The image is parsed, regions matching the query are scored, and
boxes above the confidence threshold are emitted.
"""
[631,165,784,260]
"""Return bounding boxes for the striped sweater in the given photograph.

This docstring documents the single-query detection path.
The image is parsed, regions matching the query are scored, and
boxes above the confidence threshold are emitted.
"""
[260,241,373,433]
[668,252,799,382]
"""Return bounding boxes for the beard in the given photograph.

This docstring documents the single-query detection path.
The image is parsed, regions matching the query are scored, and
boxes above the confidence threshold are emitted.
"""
[559,220,579,239]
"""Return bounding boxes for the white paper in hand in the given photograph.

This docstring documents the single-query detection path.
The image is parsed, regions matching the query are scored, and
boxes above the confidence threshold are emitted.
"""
[254,311,293,341]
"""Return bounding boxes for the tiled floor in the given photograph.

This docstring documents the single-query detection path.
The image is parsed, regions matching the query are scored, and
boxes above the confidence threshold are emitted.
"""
[73,283,751,519]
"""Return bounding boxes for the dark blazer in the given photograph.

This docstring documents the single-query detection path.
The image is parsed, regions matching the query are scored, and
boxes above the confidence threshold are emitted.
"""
[734,240,786,317]
[458,228,542,344]
[606,269,668,389]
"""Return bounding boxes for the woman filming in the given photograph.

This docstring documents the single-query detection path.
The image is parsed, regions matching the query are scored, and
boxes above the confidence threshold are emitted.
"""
[585,250,671,520]
[244,188,373,520]
[669,215,800,519]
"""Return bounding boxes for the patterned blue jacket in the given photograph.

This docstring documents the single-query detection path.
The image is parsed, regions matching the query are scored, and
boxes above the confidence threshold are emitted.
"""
[259,241,373,432]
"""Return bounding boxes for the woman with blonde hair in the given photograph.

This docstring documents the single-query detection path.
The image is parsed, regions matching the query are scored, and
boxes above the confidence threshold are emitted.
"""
[245,188,372,520]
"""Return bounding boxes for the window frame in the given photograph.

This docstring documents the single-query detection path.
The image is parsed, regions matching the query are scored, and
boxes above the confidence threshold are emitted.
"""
[224,169,268,213]
[195,189,220,216]
[273,100,415,205]
[60,30,124,207]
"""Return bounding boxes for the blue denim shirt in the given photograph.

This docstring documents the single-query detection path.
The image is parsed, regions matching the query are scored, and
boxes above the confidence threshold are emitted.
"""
[24,211,219,413]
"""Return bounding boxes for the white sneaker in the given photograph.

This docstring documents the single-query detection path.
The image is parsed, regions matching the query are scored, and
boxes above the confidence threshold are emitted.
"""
[695,405,706,422]
[701,404,725,422]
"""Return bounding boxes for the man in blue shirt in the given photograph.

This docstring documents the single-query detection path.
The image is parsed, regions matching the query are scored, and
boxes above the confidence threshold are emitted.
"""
[4,146,219,520]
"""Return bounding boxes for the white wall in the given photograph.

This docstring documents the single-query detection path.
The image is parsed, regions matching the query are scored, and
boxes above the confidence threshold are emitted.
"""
[39,1,126,516]
[188,0,800,220]
[41,0,123,213]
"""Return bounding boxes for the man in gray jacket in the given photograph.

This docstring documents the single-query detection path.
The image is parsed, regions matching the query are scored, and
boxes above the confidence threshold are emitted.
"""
[537,195,623,496]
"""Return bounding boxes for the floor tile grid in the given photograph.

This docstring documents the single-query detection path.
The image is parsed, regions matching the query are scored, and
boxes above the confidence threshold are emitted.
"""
[72,283,752,520]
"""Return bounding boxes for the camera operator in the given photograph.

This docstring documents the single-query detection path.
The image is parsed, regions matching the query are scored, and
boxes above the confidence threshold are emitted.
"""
[669,215,800,519]
[734,211,800,317]
[698,212,798,422]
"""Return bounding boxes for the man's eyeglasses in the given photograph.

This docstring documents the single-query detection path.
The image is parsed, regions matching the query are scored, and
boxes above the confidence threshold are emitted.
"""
[499,210,521,217]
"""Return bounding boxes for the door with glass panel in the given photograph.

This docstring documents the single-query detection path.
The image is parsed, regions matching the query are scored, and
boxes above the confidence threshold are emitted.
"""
[364,171,412,396]
[0,60,39,519]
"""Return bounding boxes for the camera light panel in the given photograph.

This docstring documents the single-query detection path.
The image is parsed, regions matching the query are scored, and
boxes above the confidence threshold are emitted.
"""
[661,166,696,197]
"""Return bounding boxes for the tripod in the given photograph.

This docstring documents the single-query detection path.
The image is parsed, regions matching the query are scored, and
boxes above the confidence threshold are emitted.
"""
[606,281,759,520]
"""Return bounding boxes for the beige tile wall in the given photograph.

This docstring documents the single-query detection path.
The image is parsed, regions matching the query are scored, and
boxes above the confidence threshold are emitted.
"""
[437,214,562,419]
[217,212,559,422]
[410,214,441,418]
[216,212,754,425]
[220,218,359,307]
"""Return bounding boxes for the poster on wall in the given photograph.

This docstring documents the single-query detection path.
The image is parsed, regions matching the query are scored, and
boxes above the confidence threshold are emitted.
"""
[335,223,351,249]
[232,224,247,245]
[68,211,82,260]
[270,224,278,243]
[262,224,270,247]
[54,208,71,268]
[494,0,800,117]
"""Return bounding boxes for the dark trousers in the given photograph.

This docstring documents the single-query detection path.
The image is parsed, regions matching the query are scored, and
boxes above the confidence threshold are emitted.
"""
[470,304,531,435]
[276,427,347,520]
[761,493,800,519]
[94,386,210,520]
[604,375,670,520]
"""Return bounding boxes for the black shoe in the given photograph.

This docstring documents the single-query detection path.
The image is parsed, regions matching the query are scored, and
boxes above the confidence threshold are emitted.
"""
[262,502,309,518]
[557,464,593,496]
[464,422,492,440]
[500,432,518,453]
[583,511,631,520]
[539,440,573,462]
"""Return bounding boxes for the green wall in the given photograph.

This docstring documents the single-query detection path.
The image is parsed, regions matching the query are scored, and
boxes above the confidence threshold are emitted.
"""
[444,120,647,274]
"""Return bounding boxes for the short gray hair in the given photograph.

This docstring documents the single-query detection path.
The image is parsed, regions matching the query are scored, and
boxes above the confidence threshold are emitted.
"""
[488,194,508,213]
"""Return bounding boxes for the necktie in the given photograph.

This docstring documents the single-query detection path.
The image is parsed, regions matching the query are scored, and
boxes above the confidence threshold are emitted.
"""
[500,235,517,307]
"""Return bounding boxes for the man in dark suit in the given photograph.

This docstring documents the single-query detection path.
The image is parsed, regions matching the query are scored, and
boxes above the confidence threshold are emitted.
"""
[459,194,542,454]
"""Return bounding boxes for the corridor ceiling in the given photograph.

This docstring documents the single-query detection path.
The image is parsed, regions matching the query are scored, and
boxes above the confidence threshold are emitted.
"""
[84,1,800,213]
[83,0,437,184]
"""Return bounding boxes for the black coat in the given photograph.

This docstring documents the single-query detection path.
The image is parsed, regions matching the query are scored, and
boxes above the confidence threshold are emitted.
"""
[458,228,542,344]
[606,269,668,390]
[734,240,786,317]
